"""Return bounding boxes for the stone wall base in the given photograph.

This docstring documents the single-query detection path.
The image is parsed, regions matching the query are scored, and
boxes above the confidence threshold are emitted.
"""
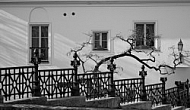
[47,96,86,107]
[85,97,121,108]
[151,104,172,110]
[121,101,152,110]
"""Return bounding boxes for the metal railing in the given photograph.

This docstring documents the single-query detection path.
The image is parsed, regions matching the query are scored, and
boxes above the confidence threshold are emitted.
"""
[165,87,179,107]
[38,68,75,99]
[114,78,143,103]
[78,72,112,100]
[0,66,35,101]
[146,83,163,106]
[0,61,189,108]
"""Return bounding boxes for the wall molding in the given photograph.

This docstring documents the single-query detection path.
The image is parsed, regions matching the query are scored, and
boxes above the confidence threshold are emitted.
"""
[1,0,190,7]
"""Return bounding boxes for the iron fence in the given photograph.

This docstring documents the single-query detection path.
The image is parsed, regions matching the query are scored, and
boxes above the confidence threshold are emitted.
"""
[77,72,112,100]
[145,83,163,106]
[165,87,179,107]
[38,68,76,99]
[114,78,143,103]
[0,64,189,108]
[165,80,190,107]
[0,66,35,101]
[179,89,188,107]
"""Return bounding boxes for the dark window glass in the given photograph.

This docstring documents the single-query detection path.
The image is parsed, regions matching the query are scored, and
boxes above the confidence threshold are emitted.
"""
[136,24,144,47]
[93,32,108,50]
[31,25,49,62]
[41,26,48,37]
[135,23,155,49]
[146,24,154,47]
[32,26,39,38]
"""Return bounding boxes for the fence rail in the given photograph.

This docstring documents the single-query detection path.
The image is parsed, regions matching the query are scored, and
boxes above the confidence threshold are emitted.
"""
[78,72,112,100]
[114,78,142,103]
[0,66,35,101]
[165,87,179,107]
[0,64,189,108]
[145,83,163,106]
[38,68,75,99]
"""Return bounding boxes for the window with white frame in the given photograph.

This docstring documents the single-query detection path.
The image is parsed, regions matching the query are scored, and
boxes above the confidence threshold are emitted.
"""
[93,31,108,51]
[30,24,49,63]
[134,22,160,50]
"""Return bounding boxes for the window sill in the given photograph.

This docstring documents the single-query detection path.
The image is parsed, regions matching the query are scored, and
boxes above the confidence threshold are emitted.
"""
[134,46,160,52]
[41,61,49,64]
[93,49,108,51]
[91,49,114,55]
[29,61,50,66]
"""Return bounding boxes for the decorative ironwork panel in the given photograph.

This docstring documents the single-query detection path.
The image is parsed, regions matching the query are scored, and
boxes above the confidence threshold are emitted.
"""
[179,89,188,107]
[165,87,179,107]
[114,78,142,103]
[146,83,163,106]
[77,72,112,100]
[0,66,35,101]
[38,68,75,99]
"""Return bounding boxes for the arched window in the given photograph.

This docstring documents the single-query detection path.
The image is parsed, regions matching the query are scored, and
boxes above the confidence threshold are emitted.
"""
[29,7,51,63]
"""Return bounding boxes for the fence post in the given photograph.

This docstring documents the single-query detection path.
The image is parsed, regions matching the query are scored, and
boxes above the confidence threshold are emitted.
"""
[107,58,116,97]
[139,65,147,101]
[175,81,181,106]
[186,79,189,99]
[70,52,80,96]
[160,77,167,104]
[31,49,41,97]
[186,79,190,107]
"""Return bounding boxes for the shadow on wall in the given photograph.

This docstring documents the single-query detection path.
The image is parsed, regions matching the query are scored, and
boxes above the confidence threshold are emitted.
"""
[53,33,77,68]
[0,10,28,67]
[53,33,97,71]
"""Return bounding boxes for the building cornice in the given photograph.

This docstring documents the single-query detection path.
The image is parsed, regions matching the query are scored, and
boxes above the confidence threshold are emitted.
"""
[1,0,190,7]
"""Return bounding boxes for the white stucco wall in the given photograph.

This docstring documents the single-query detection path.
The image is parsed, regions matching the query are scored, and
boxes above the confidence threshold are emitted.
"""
[0,2,190,87]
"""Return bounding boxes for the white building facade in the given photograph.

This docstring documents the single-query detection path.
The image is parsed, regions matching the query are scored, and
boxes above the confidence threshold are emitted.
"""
[0,0,190,88]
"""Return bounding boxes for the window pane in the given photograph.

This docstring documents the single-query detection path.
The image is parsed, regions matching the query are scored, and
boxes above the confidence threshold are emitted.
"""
[41,38,48,61]
[32,26,39,38]
[146,24,154,47]
[41,48,48,61]
[102,33,107,40]
[94,41,100,48]
[136,24,144,46]
[94,33,100,40]
[32,38,39,47]
[102,41,107,49]
[41,26,48,37]
[41,38,48,47]
[94,32,100,49]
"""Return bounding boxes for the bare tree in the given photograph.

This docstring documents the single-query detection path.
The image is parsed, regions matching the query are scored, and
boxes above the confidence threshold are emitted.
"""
[68,31,184,75]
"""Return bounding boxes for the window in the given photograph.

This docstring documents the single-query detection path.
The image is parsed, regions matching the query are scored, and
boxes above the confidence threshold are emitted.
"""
[30,24,49,63]
[134,22,156,49]
[93,31,108,51]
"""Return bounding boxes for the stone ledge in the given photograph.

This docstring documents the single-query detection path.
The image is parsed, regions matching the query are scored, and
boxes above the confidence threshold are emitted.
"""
[151,104,172,110]
[47,96,86,107]
[121,101,152,110]
[172,106,185,110]
[4,97,47,105]
[85,97,121,108]
[0,104,122,110]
